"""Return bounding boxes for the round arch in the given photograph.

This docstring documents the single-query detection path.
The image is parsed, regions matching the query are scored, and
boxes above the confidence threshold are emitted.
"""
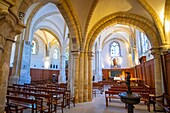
[37,27,62,49]
[86,12,161,52]
[18,0,81,50]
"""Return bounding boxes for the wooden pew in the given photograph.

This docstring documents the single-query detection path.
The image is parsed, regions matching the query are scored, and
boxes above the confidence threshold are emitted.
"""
[93,82,104,94]
[105,91,121,106]
[7,89,51,113]
[6,95,37,113]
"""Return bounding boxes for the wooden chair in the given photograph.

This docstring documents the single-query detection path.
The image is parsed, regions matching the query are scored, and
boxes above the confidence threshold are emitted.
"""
[152,93,170,112]
[6,95,37,113]
[6,103,25,113]
[50,90,65,113]
[65,90,75,108]
[140,93,150,112]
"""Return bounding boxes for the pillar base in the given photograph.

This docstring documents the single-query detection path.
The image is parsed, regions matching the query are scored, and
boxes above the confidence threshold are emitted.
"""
[58,75,66,83]
[9,75,19,86]
[19,75,31,84]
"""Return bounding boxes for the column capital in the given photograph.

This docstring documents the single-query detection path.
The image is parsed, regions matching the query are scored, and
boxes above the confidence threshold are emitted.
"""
[88,52,94,60]
[60,54,66,57]
[150,47,161,57]
[71,50,80,59]
[5,31,16,43]
[159,44,170,55]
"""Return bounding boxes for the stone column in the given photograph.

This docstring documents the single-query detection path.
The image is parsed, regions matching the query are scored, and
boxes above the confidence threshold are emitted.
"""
[19,40,31,84]
[59,54,66,83]
[98,50,103,81]
[88,52,94,101]
[72,51,80,103]
[165,0,170,44]
[95,50,102,82]
[0,35,15,112]
[9,35,22,85]
[84,52,88,101]
[67,37,72,93]
[0,2,25,112]
[94,50,98,82]
[151,48,163,96]
[79,51,84,102]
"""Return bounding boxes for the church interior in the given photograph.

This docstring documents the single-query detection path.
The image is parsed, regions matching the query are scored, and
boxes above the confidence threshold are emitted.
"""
[0,0,170,113]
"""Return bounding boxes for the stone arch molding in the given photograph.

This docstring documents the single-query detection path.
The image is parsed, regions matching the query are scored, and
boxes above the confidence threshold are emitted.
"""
[18,0,81,50]
[86,12,161,52]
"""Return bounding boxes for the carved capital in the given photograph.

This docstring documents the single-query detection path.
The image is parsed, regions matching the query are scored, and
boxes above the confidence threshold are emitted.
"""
[150,47,161,58]
[71,50,80,59]
[5,31,16,43]
[159,44,170,55]
[88,52,94,60]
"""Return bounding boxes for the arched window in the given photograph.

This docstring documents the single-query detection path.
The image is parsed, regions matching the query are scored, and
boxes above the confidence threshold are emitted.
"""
[31,40,36,54]
[53,48,58,59]
[140,33,151,53]
[110,41,121,57]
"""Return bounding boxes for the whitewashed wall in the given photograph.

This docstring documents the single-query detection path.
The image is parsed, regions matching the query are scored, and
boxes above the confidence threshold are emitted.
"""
[49,45,60,70]
[102,40,132,68]
[30,37,46,69]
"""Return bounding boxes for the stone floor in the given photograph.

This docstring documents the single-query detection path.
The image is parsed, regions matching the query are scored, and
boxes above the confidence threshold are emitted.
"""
[63,92,162,113]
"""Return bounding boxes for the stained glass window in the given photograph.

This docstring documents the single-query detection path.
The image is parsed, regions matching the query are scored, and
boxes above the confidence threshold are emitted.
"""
[140,33,151,53]
[110,41,121,57]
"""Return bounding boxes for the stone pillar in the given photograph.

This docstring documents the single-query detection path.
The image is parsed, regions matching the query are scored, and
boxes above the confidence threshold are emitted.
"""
[151,48,163,96]
[19,40,31,84]
[79,51,84,102]
[165,0,170,44]
[9,35,22,85]
[84,52,88,101]
[0,2,25,112]
[94,50,98,82]
[59,54,66,83]
[94,50,102,82]
[88,52,94,101]
[67,38,72,94]
[72,51,80,103]
[0,35,15,112]
[98,50,103,81]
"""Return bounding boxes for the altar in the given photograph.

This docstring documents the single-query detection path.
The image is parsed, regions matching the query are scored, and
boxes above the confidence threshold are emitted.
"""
[102,67,135,81]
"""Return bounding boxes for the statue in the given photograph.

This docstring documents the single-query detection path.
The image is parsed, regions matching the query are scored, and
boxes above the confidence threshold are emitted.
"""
[113,58,117,67]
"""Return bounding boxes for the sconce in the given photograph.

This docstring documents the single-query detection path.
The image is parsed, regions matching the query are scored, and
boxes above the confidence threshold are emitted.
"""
[19,12,25,20]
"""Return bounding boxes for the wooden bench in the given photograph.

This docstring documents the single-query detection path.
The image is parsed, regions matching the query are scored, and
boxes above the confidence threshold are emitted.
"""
[152,93,170,112]
[6,95,37,113]
[105,91,121,106]
[93,82,104,94]
[7,89,51,113]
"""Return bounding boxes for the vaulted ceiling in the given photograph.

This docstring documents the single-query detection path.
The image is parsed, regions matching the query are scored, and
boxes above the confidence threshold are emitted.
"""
[69,0,165,35]
[8,0,166,49]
